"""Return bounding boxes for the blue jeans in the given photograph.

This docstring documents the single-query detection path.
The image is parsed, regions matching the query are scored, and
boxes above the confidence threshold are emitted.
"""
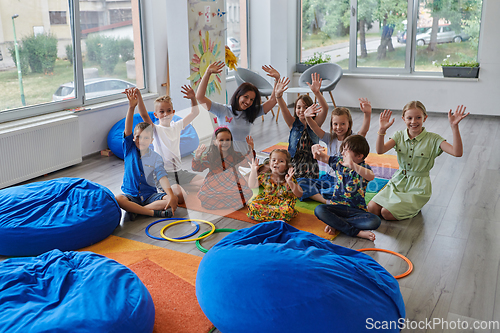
[298,175,337,201]
[314,204,381,237]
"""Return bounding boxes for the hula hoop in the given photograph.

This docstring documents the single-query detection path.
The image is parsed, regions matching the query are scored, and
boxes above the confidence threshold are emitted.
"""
[357,248,413,279]
[160,219,215,242]
[195,229,238,253]
[145,218,200,241]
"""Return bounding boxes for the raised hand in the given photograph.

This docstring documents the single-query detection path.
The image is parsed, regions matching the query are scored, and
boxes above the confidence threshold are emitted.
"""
[274,77,290,98]
[207,61,225,75]
[124,88,138,108]
[448,105,469,127]
[181,85,195,99]
[379,110,395,132]
[248,157,259,172]
[304,103,322,118]
[194,144,206,159]
[262,65,280,80]
[246,135,254,151]
[359,98,372,114]
[341,149,355,169]
[311,144,324,159]
[306,72,323,94]
[285,166,295,183]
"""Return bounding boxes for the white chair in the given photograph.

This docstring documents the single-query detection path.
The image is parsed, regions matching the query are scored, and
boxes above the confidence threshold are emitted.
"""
[298,63,343,107]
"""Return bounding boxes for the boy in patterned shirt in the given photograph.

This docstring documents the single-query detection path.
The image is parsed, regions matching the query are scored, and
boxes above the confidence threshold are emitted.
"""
[311,135,381,241]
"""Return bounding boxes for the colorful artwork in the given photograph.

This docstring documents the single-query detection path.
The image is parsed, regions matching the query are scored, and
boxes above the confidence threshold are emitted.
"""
[188,0,225,98]
[187,30,222,95]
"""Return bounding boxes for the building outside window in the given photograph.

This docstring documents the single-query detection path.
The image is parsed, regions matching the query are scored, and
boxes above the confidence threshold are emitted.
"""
[300,0,483,74]
[0,0,146,122]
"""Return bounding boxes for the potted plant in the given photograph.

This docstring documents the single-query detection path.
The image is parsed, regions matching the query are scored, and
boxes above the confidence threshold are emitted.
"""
[441,60,480,78]
[296,52,332,73]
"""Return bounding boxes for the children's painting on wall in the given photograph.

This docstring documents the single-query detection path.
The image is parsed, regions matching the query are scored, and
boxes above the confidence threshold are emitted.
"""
[187,0,226,98]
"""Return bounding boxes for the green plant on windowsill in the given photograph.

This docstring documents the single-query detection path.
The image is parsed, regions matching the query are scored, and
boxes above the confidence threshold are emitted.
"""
[441,60,479,67]
[304,52,332,65]
[440,58,479,78]
[296,52,332,72]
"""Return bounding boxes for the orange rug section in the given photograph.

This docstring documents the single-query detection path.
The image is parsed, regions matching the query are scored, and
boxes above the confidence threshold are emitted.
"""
[80,235,201,286]
[261,142,288,154]
[129,259,213,333]
[365,153,399,169]
[182,193,338,240]
[80,236,212,333]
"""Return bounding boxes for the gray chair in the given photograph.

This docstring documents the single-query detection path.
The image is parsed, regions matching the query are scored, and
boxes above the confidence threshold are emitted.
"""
[234,67,279,122]
[298,63,343,107]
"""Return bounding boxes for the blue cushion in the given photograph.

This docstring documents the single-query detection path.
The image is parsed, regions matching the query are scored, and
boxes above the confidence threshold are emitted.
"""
[0,249,155,333]
[367,177,389,193]
[196,221,405,333]
[0,177,121,257]
[107,112,199,159]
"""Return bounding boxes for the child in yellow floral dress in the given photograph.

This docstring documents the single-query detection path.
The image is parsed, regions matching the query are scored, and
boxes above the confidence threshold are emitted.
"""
[247,149,303,222]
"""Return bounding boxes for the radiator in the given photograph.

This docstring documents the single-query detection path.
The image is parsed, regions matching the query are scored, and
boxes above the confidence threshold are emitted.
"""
[0,111,82,189]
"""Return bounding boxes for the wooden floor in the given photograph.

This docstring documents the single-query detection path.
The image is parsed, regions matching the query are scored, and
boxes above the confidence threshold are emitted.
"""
[3,106,500,332]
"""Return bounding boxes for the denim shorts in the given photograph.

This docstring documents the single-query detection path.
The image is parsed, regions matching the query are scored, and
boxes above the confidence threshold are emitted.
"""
[123,192,166,206]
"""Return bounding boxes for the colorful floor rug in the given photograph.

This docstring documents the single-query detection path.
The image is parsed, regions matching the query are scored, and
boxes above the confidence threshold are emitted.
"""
[80,236,213,333]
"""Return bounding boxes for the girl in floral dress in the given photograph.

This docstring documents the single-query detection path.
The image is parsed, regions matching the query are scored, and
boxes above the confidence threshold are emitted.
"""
[247,149,303,222]
[192,127,254,210]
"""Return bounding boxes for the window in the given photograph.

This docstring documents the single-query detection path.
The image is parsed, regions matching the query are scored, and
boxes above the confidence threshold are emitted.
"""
[300,0,483,74]
[109,9,132,25]
[49,11,67,25]
[0,0,146,122]
[226,0,247,68]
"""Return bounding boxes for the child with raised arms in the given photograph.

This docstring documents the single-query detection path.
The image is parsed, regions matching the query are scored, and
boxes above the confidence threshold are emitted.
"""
[312,135,381,240]
[368,101,468,220]
[263,65,329,179]
[115,89,178,221]
[133,86,203,204]
[247,149,303,222]
[299,99,372,203]
[192,126,254,210]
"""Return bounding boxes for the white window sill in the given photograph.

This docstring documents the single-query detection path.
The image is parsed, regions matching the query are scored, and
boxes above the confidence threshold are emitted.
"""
[69,93,159,115]
[293,71,479,82]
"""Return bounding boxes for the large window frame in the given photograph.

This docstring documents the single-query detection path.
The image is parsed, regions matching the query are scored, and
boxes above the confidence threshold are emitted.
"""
[299,0,483,76]
[0,0,148,124]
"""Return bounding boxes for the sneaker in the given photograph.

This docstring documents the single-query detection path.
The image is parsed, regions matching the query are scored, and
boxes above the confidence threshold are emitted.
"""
[154,208,173,218]
[127,212,138,221]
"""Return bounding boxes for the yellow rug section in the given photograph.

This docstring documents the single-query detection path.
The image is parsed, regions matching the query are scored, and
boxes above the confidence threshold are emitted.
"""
[79,235,201,286]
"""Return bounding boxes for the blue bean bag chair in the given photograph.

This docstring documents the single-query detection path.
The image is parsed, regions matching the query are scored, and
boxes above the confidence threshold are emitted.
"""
[107,112,199,159]
[0,177,121,257]
[196,221,405,333]
[0,249,155,332]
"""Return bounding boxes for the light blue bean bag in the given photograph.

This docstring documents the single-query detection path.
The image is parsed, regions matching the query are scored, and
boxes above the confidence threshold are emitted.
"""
[196,221,405,333]
[0,177,121,256]
[0,249,155,333]
[107,112,199,159]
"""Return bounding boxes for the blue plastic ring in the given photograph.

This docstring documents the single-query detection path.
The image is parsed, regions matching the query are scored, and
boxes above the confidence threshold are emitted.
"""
[145,218,200,240]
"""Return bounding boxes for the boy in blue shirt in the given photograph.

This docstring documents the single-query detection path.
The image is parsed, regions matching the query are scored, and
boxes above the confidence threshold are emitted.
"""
[115,89,178,220]
[311,135,381,241]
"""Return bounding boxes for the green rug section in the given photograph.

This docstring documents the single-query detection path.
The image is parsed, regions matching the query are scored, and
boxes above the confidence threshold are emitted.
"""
[252,184,378,213]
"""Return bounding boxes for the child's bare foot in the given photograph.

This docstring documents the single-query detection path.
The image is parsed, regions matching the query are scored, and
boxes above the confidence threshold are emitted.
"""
[357,230,376,241]
[324,225,336,235]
